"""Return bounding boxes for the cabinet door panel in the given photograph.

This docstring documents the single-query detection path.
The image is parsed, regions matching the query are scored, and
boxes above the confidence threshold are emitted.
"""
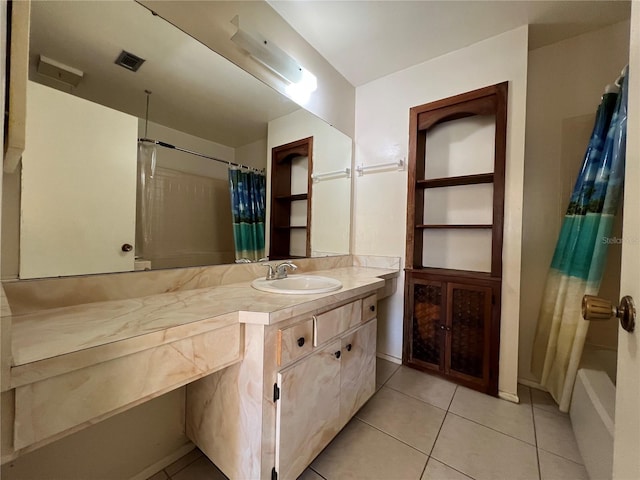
[340,319,377,427]
[408,279,444,371]
[275,340,341,480]
[446,282,492,384]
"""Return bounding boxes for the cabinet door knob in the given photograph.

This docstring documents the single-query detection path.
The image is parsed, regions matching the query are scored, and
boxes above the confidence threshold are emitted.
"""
[440,325,445,330]
[334,351,341,359]
[121,243,133,252]
[297,337,305,347]
[346,343,352,351]
[369,305,376,312]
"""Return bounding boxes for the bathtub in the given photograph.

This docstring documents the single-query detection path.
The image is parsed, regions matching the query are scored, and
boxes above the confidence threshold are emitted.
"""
[570,347,617,480]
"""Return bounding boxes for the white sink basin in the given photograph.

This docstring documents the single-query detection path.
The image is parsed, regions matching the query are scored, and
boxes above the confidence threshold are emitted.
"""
[251,275,342,295]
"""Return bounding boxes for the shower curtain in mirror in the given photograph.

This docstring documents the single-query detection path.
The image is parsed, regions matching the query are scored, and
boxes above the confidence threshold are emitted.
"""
[136,142,157,258]
[228,168,266,262]
[531,68,628,412]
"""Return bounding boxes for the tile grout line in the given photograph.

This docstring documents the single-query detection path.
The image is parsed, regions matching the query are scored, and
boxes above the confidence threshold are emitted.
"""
[530,387,542,480]
[418,385,460,480]
[382,382,455,411]
[309,466,328,480]
[353,417,432,457]
[425,386,477,480]
[444,410,537,447]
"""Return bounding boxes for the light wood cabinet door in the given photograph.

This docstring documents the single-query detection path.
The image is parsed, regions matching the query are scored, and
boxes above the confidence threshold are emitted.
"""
[275,340,341,480]
[339,319,377,427]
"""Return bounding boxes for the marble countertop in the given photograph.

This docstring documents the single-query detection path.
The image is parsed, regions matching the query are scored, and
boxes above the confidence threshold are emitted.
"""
[10,266,397,372]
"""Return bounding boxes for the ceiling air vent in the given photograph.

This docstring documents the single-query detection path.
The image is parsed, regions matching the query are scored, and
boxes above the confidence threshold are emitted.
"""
[115,50,145,72]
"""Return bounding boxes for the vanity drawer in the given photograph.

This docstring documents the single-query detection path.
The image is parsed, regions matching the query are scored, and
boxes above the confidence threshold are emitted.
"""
[362,294,378,322]
[277,319,314,366]
[314,301,363,346]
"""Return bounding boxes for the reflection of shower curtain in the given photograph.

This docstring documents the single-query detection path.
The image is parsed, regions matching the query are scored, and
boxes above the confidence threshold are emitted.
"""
[531,68,628,412]
[136,142,157,258]
[228,168,266,261]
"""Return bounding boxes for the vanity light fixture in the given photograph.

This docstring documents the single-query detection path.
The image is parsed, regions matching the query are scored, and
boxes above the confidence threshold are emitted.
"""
[230,16,317,105]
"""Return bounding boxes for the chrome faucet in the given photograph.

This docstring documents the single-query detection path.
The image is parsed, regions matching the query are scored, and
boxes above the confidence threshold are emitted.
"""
[275,262,297,279]
[263,261,298,280]
[263,264,277,280]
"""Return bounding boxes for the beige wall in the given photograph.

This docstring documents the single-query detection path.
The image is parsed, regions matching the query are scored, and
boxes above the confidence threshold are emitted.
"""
[519,20,630,384]
[1,390,190,480]
[267,109,352,257]
[353,26,529,399]
[136,121,265,268]
[139,1,356,138]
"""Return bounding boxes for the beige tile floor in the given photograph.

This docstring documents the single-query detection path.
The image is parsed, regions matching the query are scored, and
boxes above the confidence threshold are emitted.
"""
[149,358,588,480]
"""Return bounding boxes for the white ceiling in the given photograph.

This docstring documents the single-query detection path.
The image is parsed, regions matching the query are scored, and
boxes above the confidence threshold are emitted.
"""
[269,0,631,87]
[28,0,631,146]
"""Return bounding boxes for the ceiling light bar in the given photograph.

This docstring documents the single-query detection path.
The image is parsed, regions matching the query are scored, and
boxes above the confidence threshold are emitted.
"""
[230,15,304,85]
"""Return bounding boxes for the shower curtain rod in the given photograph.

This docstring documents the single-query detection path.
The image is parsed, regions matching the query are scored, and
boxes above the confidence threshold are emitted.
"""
[138,137,264,173]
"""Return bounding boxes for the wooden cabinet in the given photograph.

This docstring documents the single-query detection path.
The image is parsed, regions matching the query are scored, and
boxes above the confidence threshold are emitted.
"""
[187,295,378,480]
[274,299,377,480]
[404,83,507,396]
[269,137,313,259]
[406,271,499,394]
[339,319,376,427]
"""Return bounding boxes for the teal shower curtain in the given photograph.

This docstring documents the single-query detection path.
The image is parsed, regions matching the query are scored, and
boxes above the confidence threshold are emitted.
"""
[228,168,266,262]
[531,67,628,411]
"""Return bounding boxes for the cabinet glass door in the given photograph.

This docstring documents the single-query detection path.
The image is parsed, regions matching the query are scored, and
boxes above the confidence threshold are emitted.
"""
[446,283,492,384]
[409,279,444,371]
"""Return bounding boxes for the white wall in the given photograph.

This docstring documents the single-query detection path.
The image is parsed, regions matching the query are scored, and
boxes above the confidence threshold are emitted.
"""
[140,120,237,179]
[236,137,268,170]
[519,20,630,384]
[268,109,352,257]
[354,26,529,398]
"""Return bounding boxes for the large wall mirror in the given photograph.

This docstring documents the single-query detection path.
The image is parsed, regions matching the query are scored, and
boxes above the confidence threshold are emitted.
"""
[8,0,352,279]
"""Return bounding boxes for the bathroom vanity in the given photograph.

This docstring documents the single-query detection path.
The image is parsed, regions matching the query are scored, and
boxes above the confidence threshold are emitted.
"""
[0,256,398,479]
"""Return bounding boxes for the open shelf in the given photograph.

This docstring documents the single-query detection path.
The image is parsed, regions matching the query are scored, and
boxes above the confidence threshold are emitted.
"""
[416,224,493,229]
[274,193,308,201]
[417,172,494,189]
[269,137,313,259]
[404,82,508,397]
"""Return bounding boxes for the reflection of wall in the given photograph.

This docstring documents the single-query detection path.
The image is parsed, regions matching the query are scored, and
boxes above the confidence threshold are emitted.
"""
[144,167,236,269]
[137,121,267,268]
[354,26,529,399]
[519,21,630,385]
[267,109,352,257]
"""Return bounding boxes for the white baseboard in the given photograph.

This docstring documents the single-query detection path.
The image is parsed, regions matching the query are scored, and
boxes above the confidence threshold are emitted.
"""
[499,391,520,404]
[376,353,401,364]
[130,442,196,480]
[518,377,546,391]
